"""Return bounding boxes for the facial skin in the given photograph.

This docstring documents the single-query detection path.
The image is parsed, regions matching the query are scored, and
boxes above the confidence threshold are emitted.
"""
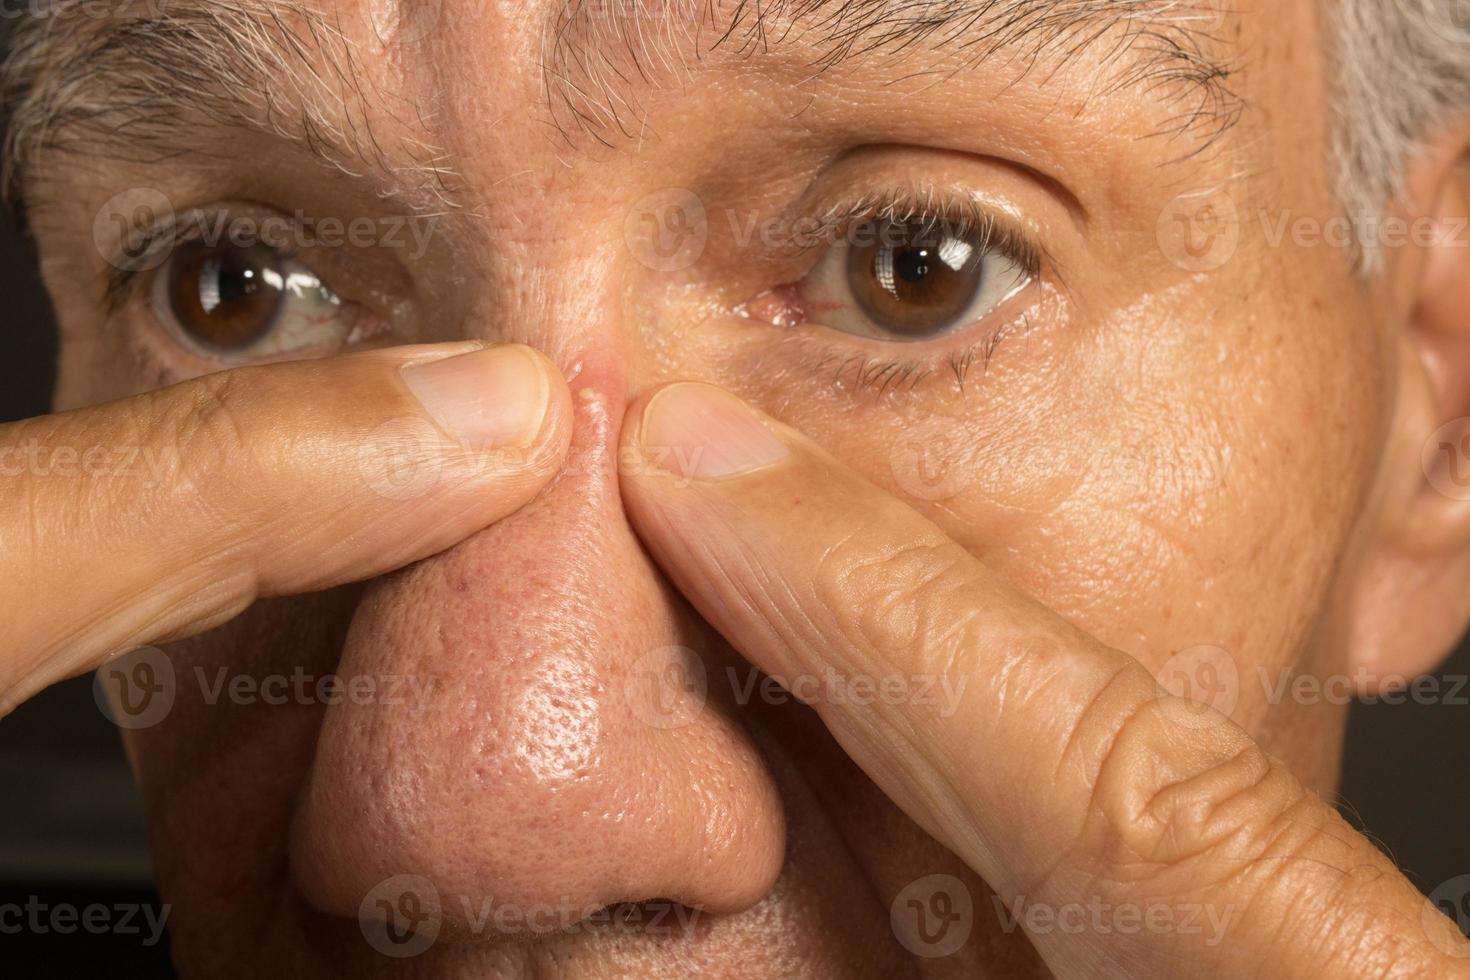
[13,0,1470,975]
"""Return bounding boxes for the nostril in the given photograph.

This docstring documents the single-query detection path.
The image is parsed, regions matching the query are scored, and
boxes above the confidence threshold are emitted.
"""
[582,900,707,943]
[355,888,710,949]
[289,368,786,936]
[462,898,708,943]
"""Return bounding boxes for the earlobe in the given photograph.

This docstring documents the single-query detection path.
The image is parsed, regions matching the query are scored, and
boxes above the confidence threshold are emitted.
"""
[1346,133,1470,690]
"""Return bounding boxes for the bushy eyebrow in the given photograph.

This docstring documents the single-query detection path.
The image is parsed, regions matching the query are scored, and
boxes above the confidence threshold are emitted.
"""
[545,0,1240,148]
[0,0,455,214]
[0,0,1240,213]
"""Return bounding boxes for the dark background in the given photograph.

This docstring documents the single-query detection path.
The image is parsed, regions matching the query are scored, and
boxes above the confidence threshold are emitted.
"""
[0,204,173,974]
[1,177,1468,975]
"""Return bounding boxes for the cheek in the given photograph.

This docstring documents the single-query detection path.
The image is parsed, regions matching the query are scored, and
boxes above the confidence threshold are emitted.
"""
[116,592,359,954]
[733,289,1382,735]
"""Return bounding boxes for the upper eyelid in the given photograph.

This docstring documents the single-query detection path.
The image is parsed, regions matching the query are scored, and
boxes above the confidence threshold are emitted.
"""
[106,211,373,338]
[766,185,1050,282]
[100,201,432,322]
[104,213,186,307]
[105,207,310,301]
[109,186,1048,320]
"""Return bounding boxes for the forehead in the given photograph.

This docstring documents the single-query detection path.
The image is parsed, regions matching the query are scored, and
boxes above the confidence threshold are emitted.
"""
[5,0,1246,208]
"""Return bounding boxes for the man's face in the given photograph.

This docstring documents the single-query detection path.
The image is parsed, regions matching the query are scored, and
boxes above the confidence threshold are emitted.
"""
[21,0,1404,973]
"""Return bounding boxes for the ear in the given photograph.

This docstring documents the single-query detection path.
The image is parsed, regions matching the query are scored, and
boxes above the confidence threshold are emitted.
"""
[1347,125,1470,692]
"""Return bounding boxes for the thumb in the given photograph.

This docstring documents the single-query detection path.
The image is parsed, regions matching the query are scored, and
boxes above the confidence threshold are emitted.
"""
[0,342,571,713]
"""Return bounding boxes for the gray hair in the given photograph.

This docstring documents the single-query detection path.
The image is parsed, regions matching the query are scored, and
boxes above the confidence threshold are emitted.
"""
[1,1,1468,277]
[1333,0,1470,272]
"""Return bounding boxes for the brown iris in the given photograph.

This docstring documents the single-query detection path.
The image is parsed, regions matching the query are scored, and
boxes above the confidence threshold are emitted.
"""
[165,240,284,351]
[846,218,985,337]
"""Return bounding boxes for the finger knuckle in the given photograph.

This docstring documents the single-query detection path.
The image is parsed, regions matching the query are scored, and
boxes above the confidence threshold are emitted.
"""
[1062,688,1452,976]
[1078,692,1313,893]
[153,369,267,521]
[813,528,985,672]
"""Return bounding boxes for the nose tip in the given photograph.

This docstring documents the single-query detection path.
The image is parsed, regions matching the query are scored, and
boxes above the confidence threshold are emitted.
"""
[290,380,785,937]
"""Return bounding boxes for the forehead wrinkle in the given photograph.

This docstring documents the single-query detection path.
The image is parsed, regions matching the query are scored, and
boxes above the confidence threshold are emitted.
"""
[543,0,1240,153]
[0,0,457,213]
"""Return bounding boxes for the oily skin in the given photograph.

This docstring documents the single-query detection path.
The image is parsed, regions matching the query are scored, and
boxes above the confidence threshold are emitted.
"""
[13,0,1467,975]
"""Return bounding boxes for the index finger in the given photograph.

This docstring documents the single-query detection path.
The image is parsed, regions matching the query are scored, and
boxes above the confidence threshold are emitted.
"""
[618,382,1470,979]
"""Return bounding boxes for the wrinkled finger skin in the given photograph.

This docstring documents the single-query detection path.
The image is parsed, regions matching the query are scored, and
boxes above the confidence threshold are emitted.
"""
[13,0,1470,976]
[620,382,1470,978]
[0,343,571,712]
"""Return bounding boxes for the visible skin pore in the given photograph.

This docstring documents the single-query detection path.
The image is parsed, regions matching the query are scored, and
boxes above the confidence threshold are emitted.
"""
[4,0,1470,976]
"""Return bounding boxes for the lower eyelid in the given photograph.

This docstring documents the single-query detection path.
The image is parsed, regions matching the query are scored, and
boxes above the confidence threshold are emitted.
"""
[722,287,1045,400]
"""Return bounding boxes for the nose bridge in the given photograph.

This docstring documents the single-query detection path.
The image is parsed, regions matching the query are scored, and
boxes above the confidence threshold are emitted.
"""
[485,239,626,372]
[290,291,785,932]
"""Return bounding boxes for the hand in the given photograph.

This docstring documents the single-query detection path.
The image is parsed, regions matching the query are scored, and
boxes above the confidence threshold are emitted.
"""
[618,382,1470,979]
[0,343,570,714]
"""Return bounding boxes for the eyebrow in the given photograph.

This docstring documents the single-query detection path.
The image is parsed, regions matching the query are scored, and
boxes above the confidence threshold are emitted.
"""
[546,0,1240,147]
[0,0,455,213]
[0,0,1239,211]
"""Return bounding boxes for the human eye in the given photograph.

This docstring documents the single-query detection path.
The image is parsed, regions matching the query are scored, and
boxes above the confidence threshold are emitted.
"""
[108,205,396,373]
[739,188,1042,347]
[151,237,382,360]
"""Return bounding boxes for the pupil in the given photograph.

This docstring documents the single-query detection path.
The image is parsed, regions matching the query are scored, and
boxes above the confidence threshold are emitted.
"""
[845,219,986,338]
[168,241,283,351]
[196,254,262,316]
[208,257,256,307]
[895,247,932,284]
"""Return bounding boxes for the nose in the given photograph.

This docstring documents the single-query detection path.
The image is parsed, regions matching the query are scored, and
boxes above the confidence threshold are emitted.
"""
[290,348,785,935]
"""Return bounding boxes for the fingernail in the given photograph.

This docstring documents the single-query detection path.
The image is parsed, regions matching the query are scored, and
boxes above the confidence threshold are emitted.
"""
[640,383,789,480]
[401,345,549,450]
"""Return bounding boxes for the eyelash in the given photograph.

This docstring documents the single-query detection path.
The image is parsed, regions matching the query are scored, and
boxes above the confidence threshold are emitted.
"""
[798,184,1044,278]
[104,191,1046,397]
[757,184,1047,394]
[806,315,1034,395]
[103,209,304,309]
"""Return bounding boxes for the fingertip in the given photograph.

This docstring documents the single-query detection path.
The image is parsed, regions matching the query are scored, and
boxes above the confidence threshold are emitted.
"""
[619,381,673,456]
[625,382,790,484]
[518,344,575,466]
[398,343,568,456]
